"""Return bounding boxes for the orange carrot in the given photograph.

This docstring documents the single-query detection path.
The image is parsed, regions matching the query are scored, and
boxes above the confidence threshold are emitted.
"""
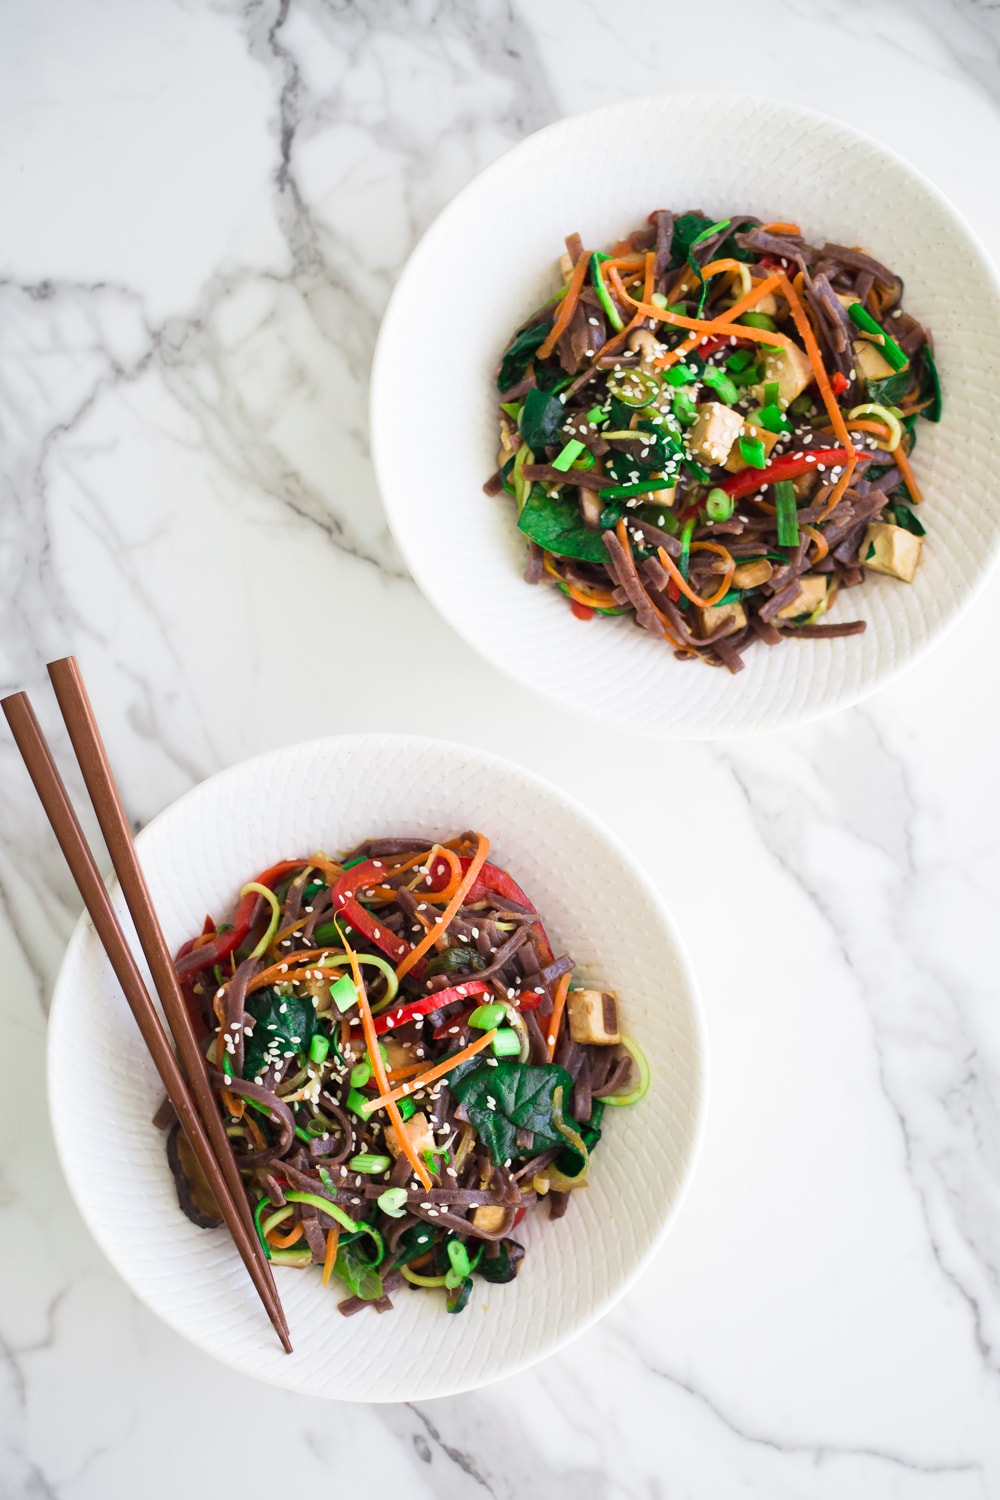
[654,543,736,610]
[366,1029,499,1111]
[321,1226,340,1287]
[267,1220,304,1250]
[394,833,489,982]
[247,948,345,995]
[773,272,857,517]
[546,973,572,1061]
[893,441,924,505]
[543,554,621,610]
[612,519,689,652]
[801,524,829,563]
[537,254,589,360]
[762,221,801,235]
[344,929,433,1190]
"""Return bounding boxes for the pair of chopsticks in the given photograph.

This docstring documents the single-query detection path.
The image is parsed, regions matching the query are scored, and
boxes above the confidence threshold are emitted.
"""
[2,657,292,1352]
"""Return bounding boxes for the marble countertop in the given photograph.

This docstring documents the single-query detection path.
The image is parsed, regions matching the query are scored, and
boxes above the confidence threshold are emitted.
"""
[3,0,1000,1493]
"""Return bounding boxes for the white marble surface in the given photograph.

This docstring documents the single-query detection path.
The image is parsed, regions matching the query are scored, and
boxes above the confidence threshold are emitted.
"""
[3,0,1000,1492]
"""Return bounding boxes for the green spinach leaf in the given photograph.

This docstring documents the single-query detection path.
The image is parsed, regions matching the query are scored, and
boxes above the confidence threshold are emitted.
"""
[519,388,567,452]
[498,322,549,392]
[517,488,609,563]
[451,1060,575,1163]
[243,986,316,1080]
[865,368,910,406]
[424,945,487,978]
[334,1239,383,1301]
[918,345,942,422]
[886,501,926,537]
[477,1240,525,1284]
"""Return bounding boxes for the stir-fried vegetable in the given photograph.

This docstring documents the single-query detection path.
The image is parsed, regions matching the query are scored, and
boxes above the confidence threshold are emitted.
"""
[488,209,940,671]
[165,836,645,1317]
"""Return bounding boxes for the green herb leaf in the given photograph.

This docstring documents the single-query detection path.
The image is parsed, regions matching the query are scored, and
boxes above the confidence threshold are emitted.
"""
[477,1240,525,1284]
[864,368,911,406]
[243,986,316,1080]
[497,323,549,392]
[423,944,487,978]
[334,1239,383,1302]
[517,488,609,563]
[519,389,567,452]
[918,345,942,422]
[886,501,926,537]
[451,1060,575,1163]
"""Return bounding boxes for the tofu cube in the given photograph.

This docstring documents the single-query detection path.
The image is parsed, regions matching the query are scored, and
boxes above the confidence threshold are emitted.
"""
[754,291,779,316]
[386,1110,436,1162]
[722,421,781,473]
[567,989,621,1046]
[471,1205,509,1235]
[559,251,574,282]
[688,402,743,465]
[751,342,813,408]
[852,337,897,381]
[695,600,747,639]
[776,574,829,620]
[861,523,922,582]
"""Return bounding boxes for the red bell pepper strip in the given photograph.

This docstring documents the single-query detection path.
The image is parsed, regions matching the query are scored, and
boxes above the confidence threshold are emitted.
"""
[720,448,854,500]
[830,371,849,397]
[174,858,311,978]
[372,980,492,1037]
[330,858,421,973]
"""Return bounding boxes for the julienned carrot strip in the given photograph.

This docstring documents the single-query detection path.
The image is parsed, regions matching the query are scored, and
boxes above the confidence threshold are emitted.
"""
[365,845,462,905]
[655,545,734,609]
[690,541,737,600]
[773,272,857,517]
[892,441,924,505]
[321,1226,340,1286]
[268,1220,304,1249]
[546,973,571,1060]
[394,833,490,982]
[247,948,344,994]
[344,928,433,1190]
[802,525,829,563]
[762,221,801,235]
[543,554,621,610]
[538,253,589,360]
[639,274,785,368]
[366,1029,499,1110]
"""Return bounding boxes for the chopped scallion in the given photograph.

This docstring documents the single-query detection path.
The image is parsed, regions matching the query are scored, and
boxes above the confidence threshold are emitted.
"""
[774,480,799,547]
[705,488,735,522]
[309,1033,330,1065]
[348,1153,391,1174]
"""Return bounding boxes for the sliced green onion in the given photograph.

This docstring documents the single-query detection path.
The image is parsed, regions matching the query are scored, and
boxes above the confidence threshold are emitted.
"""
[397,1096,417,1121]
[663,363,698,387]
[309,1033,330,1065]
[283,1189,360,1232]
[551,438,586,472]
[764,380,780,406]
[469,1002,505,1030]
[447,1239,472,1279]
[348,1153,391,1175]
[847,401,902,452]
[424,1146,450,1173]
[571,448,596,471]
[346,1088,372,1118]
[738,435,767,469]
[672,390,698,427]
[329,973,358,1013]
[690,216,731,250]
[847,303,908,371]
[726,348,755,373]
[702,366,739,405]
[491,1027,522,1057]
[598,478,671,501]
[350,1058,372,1088]
[607,367,659,408]
[753,403,791,434]
[730,363,764,388]
[679,515,695,581]
[738,311,776,331]
[774,480,799,548]
[601,1036,651,1108]
[705,488,735,522]
[241,882,282,960]
[377,1187,409,1218]
[650,291,668,309]
[585,404,607,425]
[591,252,625,332]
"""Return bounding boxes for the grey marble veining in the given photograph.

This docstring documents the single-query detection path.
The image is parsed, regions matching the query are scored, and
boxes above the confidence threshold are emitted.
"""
[4,0,1000,1494]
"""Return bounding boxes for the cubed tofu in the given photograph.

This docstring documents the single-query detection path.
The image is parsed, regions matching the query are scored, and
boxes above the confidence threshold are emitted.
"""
[852,337,897,381]
[567,989,621,1046]
[695,600,747,639]
[380,1036,416,1073]
[754,291,779,316]
[559,251,574,282]
[776,574,829,620]
[386,1110,436,1162]
[751,341,813,408]
[471,1205,509,1235]
[688,401,743,465]
[722,421,781,473]
[732,558,773,589]
[647,485,677,509]
[861,522,922,582]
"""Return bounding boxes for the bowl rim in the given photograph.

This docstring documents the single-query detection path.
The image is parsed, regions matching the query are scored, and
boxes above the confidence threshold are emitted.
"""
[47,730,709,1400]
[371,91,1000,739]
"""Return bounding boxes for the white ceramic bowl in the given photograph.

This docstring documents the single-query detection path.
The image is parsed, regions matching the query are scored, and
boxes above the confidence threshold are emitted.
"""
[48,734,706,1401]
[371,94,1000,737]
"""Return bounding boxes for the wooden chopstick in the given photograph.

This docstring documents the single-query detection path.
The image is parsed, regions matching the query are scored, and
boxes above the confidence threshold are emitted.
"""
[45,656,292,1348]
[1,687,293,1354]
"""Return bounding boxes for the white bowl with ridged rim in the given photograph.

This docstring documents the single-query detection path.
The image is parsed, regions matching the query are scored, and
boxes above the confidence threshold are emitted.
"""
[371,93,1000,737]
[48,734,706,1401]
